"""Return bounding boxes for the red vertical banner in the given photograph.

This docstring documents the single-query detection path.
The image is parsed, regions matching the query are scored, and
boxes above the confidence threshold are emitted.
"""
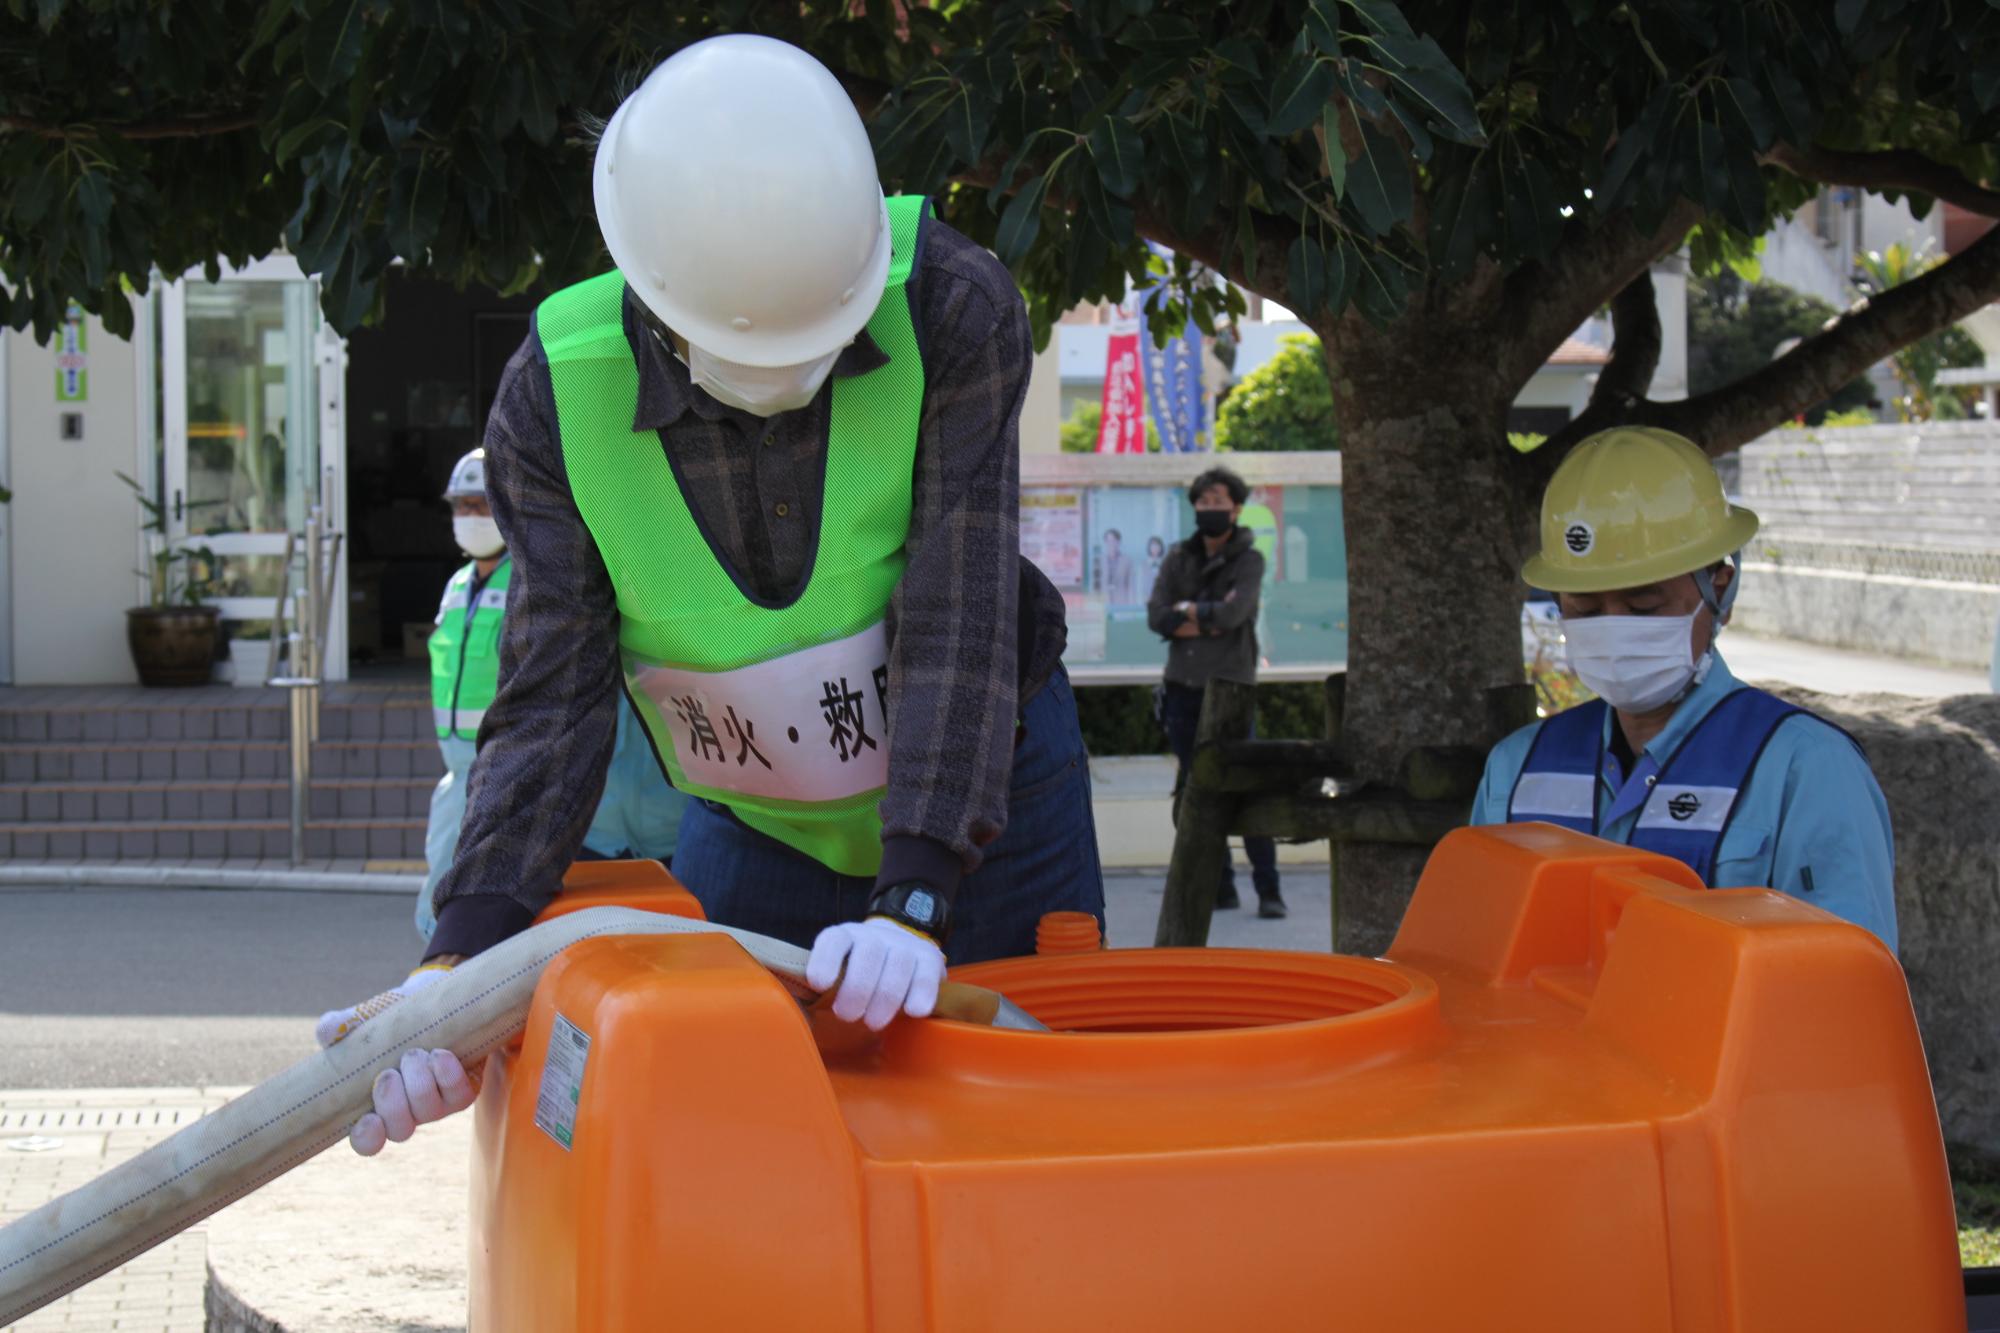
[1096,307,1147,453]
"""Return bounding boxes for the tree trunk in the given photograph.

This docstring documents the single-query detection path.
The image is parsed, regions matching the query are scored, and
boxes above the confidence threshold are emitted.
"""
[1322,329,1537,954]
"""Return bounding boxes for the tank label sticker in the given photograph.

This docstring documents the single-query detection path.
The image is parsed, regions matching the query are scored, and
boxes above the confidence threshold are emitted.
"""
[534,1013,591,1151]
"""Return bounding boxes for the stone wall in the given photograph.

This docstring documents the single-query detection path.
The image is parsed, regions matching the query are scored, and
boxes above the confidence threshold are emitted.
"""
[1734,423,2000,672]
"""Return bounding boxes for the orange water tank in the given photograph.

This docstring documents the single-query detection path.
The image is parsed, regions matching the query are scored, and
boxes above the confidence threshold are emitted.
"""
[468,828,1962,1331]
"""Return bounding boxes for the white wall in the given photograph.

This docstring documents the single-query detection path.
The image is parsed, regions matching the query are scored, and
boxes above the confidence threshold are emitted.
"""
[4,312,147,685]
[1020,339,1063,454]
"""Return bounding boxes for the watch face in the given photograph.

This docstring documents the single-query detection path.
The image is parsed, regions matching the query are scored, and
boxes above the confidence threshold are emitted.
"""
[904,888,937,926]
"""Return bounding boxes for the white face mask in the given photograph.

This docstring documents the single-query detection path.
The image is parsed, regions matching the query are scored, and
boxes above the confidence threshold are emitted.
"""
[1560,612,1712,714]
[684,342,841,418]
[453,515,505,559]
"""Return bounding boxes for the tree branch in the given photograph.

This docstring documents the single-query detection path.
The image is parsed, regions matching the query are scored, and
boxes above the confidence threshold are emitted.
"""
[1557,217,2000,455]
[0,112,260,141]
[1494,199,1703,390]
[1763,143,2000,218]
[1539,272,1663,455]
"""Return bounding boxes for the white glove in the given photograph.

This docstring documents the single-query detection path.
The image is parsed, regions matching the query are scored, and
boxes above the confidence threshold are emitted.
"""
[806,917,947,1032]
[315,964,477,1156]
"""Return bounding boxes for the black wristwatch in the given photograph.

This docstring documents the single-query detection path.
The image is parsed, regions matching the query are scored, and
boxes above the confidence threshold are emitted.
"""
[868,881,951,944]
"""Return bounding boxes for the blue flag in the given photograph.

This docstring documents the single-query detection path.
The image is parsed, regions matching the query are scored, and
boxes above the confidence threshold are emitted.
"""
[1137,260,1209,453]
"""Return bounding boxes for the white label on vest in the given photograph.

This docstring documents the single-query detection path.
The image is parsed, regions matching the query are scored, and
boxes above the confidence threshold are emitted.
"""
[631,621,890,804]
[1511,771,1596,820]
[1636,783,1738,833]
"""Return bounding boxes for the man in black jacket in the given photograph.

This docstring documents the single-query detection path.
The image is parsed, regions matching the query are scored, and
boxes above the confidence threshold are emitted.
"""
[1145,466,1286,918]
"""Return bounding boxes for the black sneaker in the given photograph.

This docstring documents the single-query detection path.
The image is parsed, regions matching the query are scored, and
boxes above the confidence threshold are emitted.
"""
[1257,891,1289,919]
[1215,883,1241,910]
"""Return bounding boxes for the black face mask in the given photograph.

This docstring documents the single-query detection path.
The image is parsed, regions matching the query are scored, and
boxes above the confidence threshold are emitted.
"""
[1194,509,1235,538]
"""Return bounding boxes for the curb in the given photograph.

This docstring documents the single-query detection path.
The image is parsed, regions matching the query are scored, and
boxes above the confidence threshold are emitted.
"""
[0,864,419,894]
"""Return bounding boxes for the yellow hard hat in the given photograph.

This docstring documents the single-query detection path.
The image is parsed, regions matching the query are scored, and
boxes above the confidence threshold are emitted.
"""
[1521,426,1759,593]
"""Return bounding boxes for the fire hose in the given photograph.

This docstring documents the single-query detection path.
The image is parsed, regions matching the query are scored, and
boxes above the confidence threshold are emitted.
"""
[0,906,1042,1325]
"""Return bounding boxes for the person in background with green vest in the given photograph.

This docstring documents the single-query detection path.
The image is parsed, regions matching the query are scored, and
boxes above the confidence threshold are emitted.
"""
[317,35,1104,1153]
[418,448,687,941]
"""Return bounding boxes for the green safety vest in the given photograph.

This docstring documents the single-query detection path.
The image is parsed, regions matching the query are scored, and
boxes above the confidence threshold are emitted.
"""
[536,195,928,876]
[429,558,511,741]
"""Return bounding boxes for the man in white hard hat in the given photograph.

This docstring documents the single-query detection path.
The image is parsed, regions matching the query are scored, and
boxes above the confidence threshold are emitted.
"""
[1471,427,1897,947]
[317,34,1105,1152]
[417,448,687,940]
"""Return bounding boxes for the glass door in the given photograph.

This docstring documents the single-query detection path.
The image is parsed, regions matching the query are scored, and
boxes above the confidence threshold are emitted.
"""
[160,256,347,680]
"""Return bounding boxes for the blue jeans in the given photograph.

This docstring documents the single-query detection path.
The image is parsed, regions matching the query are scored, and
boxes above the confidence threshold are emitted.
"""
[671,667,1105,964]
[1159,681,1280,898]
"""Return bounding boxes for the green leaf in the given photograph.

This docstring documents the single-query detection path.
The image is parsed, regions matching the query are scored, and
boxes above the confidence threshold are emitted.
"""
[1596,86,1671,210]
[1087,116,1144,197]
[1330,61,1389,119]
[388,155,447,260]
[1369,34,1485,146]
[245,0,296,59]
[76,172,113,228]
[1160,114,1208,193]
[1268,57,1337,138]
[1345,119,1414,235]
[1288,234,1328,315]
[943,84,994,166]
[1236,204,1260,281]
[1425,152,1494,279]
[304,0,365,94]
[1724,77,1776,151]
[1342,0,1416,40]
[993,175,1048,266]
[1695,118,1731,215]
[1760,63,1815,144]
[1835,0,1870,33]
[274,116,335,165]
[521,64,558,144]
[1305,0,1341,52]
[12,165,56,228]
[1387,97,1435,163]
[1322,103,1348,197]
[1721,127,1767,230]
[1346,241,1409,326]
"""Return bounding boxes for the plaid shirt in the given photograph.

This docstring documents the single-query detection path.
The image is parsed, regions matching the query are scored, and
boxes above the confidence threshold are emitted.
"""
[427,218,1066,960]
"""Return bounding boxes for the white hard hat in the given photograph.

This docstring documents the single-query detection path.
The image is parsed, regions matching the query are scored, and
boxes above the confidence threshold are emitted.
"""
[591,34,891,369]
[444,448,487,500]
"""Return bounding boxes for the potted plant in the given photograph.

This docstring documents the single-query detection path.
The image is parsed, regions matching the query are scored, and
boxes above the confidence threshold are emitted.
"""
[226,622,276,688]
[117,471,221,687]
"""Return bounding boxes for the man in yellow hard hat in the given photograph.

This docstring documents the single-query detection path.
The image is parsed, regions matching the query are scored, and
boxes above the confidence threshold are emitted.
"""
[1470,427,1898,947]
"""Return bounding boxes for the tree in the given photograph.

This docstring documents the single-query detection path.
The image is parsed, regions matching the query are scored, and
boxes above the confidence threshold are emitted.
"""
[1688,271,1878,424]
[1852,243,1986,421]
[12,0,2000,943]
[1214,332,1338,452]
[1059,401,1162,454]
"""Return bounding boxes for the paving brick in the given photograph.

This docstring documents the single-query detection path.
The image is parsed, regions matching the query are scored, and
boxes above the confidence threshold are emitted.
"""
[83,711,115,741]
[337,785,372,818]
[263,827,293,860]
[377,785,407,818]
[49,830,83,859]
[350,709,383,740]
[156,829,191,859]
[59,791,94,822]
[225,827,262,858]
[199,788,233,819]
[115,710,149,741]
[85,829,120,860]
[140,750,173,780]
[27,790,61,821]
[314,747,345,778]
[209,749,244,780]
[15,711,49,741]
[190,829,225,860]
[402,826,428,858]
[3,751,33,782]
[305,828,335,858]
[320,709,350,739]
[120,829,158,860]
[14,830,49,858]
[150,711,185,741]
[165,789,200,820]
[216,709,249,740]
[48,711,83,741]
[309,788,338,819]
[381,747,413,778]
[237,787,272,819]
[131,789,165,820]
[172,750,208,781]
[98,790,132,821]
[367,824,404,859]
[334,827,368,859]
[71,749,107,780]
[36,751,73,781]
[242,747,278,779]
[107,749,142,781]
[249,709,284,740]
[0,830,10,858]
[0,789,23,821]
[183,710,218,741]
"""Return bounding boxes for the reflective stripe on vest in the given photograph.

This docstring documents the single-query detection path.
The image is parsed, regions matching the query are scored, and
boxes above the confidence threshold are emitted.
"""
[538,196,929,877]
[1509,687,1817,883]
[429,559,510,741]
